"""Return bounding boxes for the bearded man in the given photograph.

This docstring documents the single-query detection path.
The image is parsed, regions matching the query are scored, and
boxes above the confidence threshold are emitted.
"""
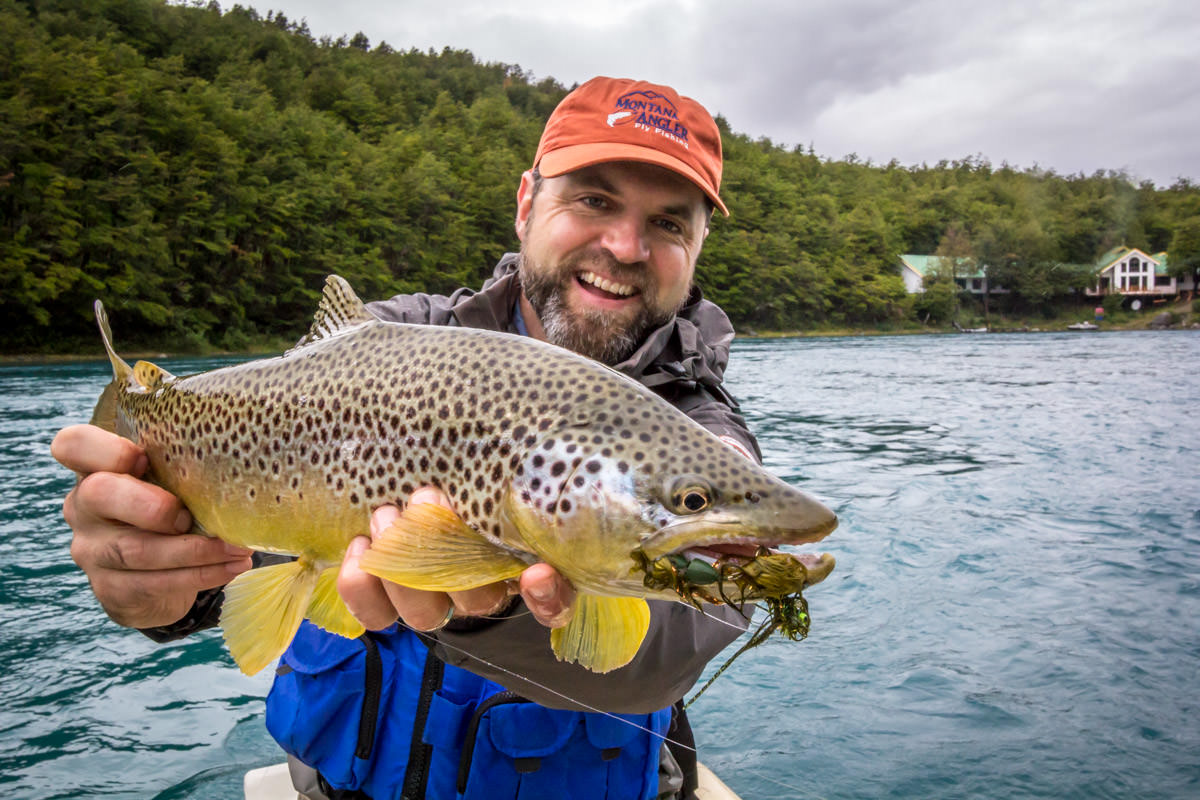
[52,76,760,800]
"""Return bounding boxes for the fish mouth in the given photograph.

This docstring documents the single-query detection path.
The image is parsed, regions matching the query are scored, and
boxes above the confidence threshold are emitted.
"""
[639,513,838,587]
[641,512,837,560]
[678,545,837,588]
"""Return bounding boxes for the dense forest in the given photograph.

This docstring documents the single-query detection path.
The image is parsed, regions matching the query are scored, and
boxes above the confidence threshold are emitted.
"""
[3,0,1199,352]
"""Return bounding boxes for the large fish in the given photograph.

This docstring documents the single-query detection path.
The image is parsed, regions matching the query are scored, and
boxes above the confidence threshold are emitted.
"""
[91,276,837,676]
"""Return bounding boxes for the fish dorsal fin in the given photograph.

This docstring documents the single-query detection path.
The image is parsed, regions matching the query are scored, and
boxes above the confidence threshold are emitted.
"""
[289,275,376,353]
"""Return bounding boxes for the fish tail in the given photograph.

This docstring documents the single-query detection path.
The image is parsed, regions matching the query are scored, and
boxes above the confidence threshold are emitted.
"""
[221,559,321,675]
[93,300,132,386]
[89,382,120,433]
[91,301,132,433]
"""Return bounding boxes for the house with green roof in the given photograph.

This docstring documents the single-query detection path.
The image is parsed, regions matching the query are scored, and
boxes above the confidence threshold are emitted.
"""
[1084,246,1192,298]
[897,255,1007,295]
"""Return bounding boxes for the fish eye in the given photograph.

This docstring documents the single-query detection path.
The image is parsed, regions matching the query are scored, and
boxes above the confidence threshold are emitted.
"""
[665,475,715,514]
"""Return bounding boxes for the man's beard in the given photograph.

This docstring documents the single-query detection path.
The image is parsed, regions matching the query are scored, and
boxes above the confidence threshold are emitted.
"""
[519,249,683,365]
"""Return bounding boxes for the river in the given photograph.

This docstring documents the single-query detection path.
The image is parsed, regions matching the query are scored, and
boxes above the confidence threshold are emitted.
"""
[2,331,1198,799]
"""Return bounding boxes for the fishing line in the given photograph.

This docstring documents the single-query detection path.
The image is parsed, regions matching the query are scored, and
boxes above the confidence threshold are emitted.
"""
[416,624,696,753]
[424,626,826,799]
[414,599,776,753]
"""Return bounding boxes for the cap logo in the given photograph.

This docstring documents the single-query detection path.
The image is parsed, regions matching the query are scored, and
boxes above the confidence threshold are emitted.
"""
[609,90,689,149]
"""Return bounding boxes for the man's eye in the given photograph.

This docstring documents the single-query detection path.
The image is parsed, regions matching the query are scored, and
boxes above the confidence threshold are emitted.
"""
[655,219,683,234]
[581,196,607,209]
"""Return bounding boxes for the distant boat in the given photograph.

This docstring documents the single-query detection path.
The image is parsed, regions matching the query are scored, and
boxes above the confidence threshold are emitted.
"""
[1067,321,1099,331]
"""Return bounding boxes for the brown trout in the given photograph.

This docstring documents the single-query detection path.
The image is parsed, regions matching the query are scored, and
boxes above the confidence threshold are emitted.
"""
[92,276,837,675]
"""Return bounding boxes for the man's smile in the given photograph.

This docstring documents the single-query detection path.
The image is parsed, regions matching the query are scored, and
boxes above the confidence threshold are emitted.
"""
[576,270,641,302]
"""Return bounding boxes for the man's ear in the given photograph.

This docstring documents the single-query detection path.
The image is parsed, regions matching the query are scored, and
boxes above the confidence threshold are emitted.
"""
[514,170,535,241]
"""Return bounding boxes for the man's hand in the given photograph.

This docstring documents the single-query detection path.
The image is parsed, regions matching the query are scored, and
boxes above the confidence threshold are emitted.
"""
[50,424,253,629]
[339,487,576,632]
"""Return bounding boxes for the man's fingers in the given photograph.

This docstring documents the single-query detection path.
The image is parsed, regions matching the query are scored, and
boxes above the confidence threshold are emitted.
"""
[448,583,512,618]
[70,525,249,574]
[408,487,453,511]
[339,536,401,631]
[520,563,575,628]
[383,581,455,631]
[88,558,252,628]
[70,472,192,535]
[51,424,148,477]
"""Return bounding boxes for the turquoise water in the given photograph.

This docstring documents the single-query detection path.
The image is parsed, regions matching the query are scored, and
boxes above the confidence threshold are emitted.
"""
[3,333,1199,799]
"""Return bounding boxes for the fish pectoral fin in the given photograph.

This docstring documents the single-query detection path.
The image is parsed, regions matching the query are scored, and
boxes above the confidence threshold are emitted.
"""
[550,595,651,674]
[307,567,366,639]
[358,502,527,592]
[221,559,319,675]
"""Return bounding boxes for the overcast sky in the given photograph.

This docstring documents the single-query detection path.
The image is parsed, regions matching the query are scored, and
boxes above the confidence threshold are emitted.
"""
[251,0,1199,187]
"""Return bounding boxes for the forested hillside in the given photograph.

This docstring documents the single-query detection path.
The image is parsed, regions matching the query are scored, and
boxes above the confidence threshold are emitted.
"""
[3,0,1199,352]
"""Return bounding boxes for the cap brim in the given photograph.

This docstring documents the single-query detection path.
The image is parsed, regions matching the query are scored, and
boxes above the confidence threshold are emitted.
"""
[538,143,729,216]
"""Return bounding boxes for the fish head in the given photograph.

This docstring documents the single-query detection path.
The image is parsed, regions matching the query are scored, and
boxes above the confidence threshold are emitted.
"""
[503,425,838,596]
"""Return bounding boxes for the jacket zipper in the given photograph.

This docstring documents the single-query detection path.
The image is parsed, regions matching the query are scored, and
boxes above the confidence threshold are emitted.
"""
[401,643,445,799]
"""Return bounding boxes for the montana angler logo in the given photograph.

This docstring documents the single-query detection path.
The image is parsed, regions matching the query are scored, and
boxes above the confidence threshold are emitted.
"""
[607,90,690,148]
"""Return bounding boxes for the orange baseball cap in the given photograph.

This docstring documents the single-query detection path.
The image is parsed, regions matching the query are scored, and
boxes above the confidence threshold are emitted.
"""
[533,76,729,216]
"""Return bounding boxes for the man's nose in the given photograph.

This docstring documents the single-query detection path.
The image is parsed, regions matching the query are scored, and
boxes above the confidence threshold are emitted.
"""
[600,215,651,264]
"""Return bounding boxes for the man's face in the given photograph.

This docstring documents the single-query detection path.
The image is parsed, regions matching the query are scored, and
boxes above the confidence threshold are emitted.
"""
[515,161,710,364]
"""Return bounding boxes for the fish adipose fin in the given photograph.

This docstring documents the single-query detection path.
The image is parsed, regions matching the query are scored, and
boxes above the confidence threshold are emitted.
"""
[551,595,650,674]
[221,559,320,675]
[307,567,366,639]
[289,274,377,353]
[359,503,528,591]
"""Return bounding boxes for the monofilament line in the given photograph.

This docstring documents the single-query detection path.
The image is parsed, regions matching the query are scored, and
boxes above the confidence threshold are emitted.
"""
[412,624,696,753]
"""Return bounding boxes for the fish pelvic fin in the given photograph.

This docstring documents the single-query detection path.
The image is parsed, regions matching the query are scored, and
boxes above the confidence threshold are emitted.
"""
[289,275,377,354]
[221,559,320,675]
[551,595,650,674]
[307,566,366,639]
[359,502,528,592]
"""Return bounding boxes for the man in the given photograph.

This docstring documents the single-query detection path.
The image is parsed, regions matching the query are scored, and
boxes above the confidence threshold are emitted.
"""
[52,76,759,800]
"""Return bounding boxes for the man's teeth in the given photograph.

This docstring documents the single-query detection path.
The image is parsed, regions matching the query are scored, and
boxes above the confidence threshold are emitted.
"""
[579,271,636,297]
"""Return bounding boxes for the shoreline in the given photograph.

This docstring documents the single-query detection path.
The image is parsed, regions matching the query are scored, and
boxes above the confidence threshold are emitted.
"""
[4,318,1196,364]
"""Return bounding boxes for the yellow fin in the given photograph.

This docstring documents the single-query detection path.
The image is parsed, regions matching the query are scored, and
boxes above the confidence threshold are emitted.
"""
[221,559,319,675]
[550,595,650,674]
[307,567,366,639]
[358,503,527,592]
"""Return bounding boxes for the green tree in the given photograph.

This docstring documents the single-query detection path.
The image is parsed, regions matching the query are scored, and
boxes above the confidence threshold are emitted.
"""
[1168,216,1200,297]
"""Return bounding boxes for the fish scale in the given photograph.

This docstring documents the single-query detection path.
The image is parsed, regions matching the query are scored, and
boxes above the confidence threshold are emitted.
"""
[91,275,837,676]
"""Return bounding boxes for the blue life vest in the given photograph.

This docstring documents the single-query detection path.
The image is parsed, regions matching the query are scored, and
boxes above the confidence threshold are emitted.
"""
[266,621,673,800]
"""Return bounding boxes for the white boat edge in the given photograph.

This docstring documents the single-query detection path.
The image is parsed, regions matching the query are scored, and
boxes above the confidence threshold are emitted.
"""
[244,760,744,799]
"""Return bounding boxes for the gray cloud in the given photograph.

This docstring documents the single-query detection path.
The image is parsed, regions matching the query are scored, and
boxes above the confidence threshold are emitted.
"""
[257,0,1200,185]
